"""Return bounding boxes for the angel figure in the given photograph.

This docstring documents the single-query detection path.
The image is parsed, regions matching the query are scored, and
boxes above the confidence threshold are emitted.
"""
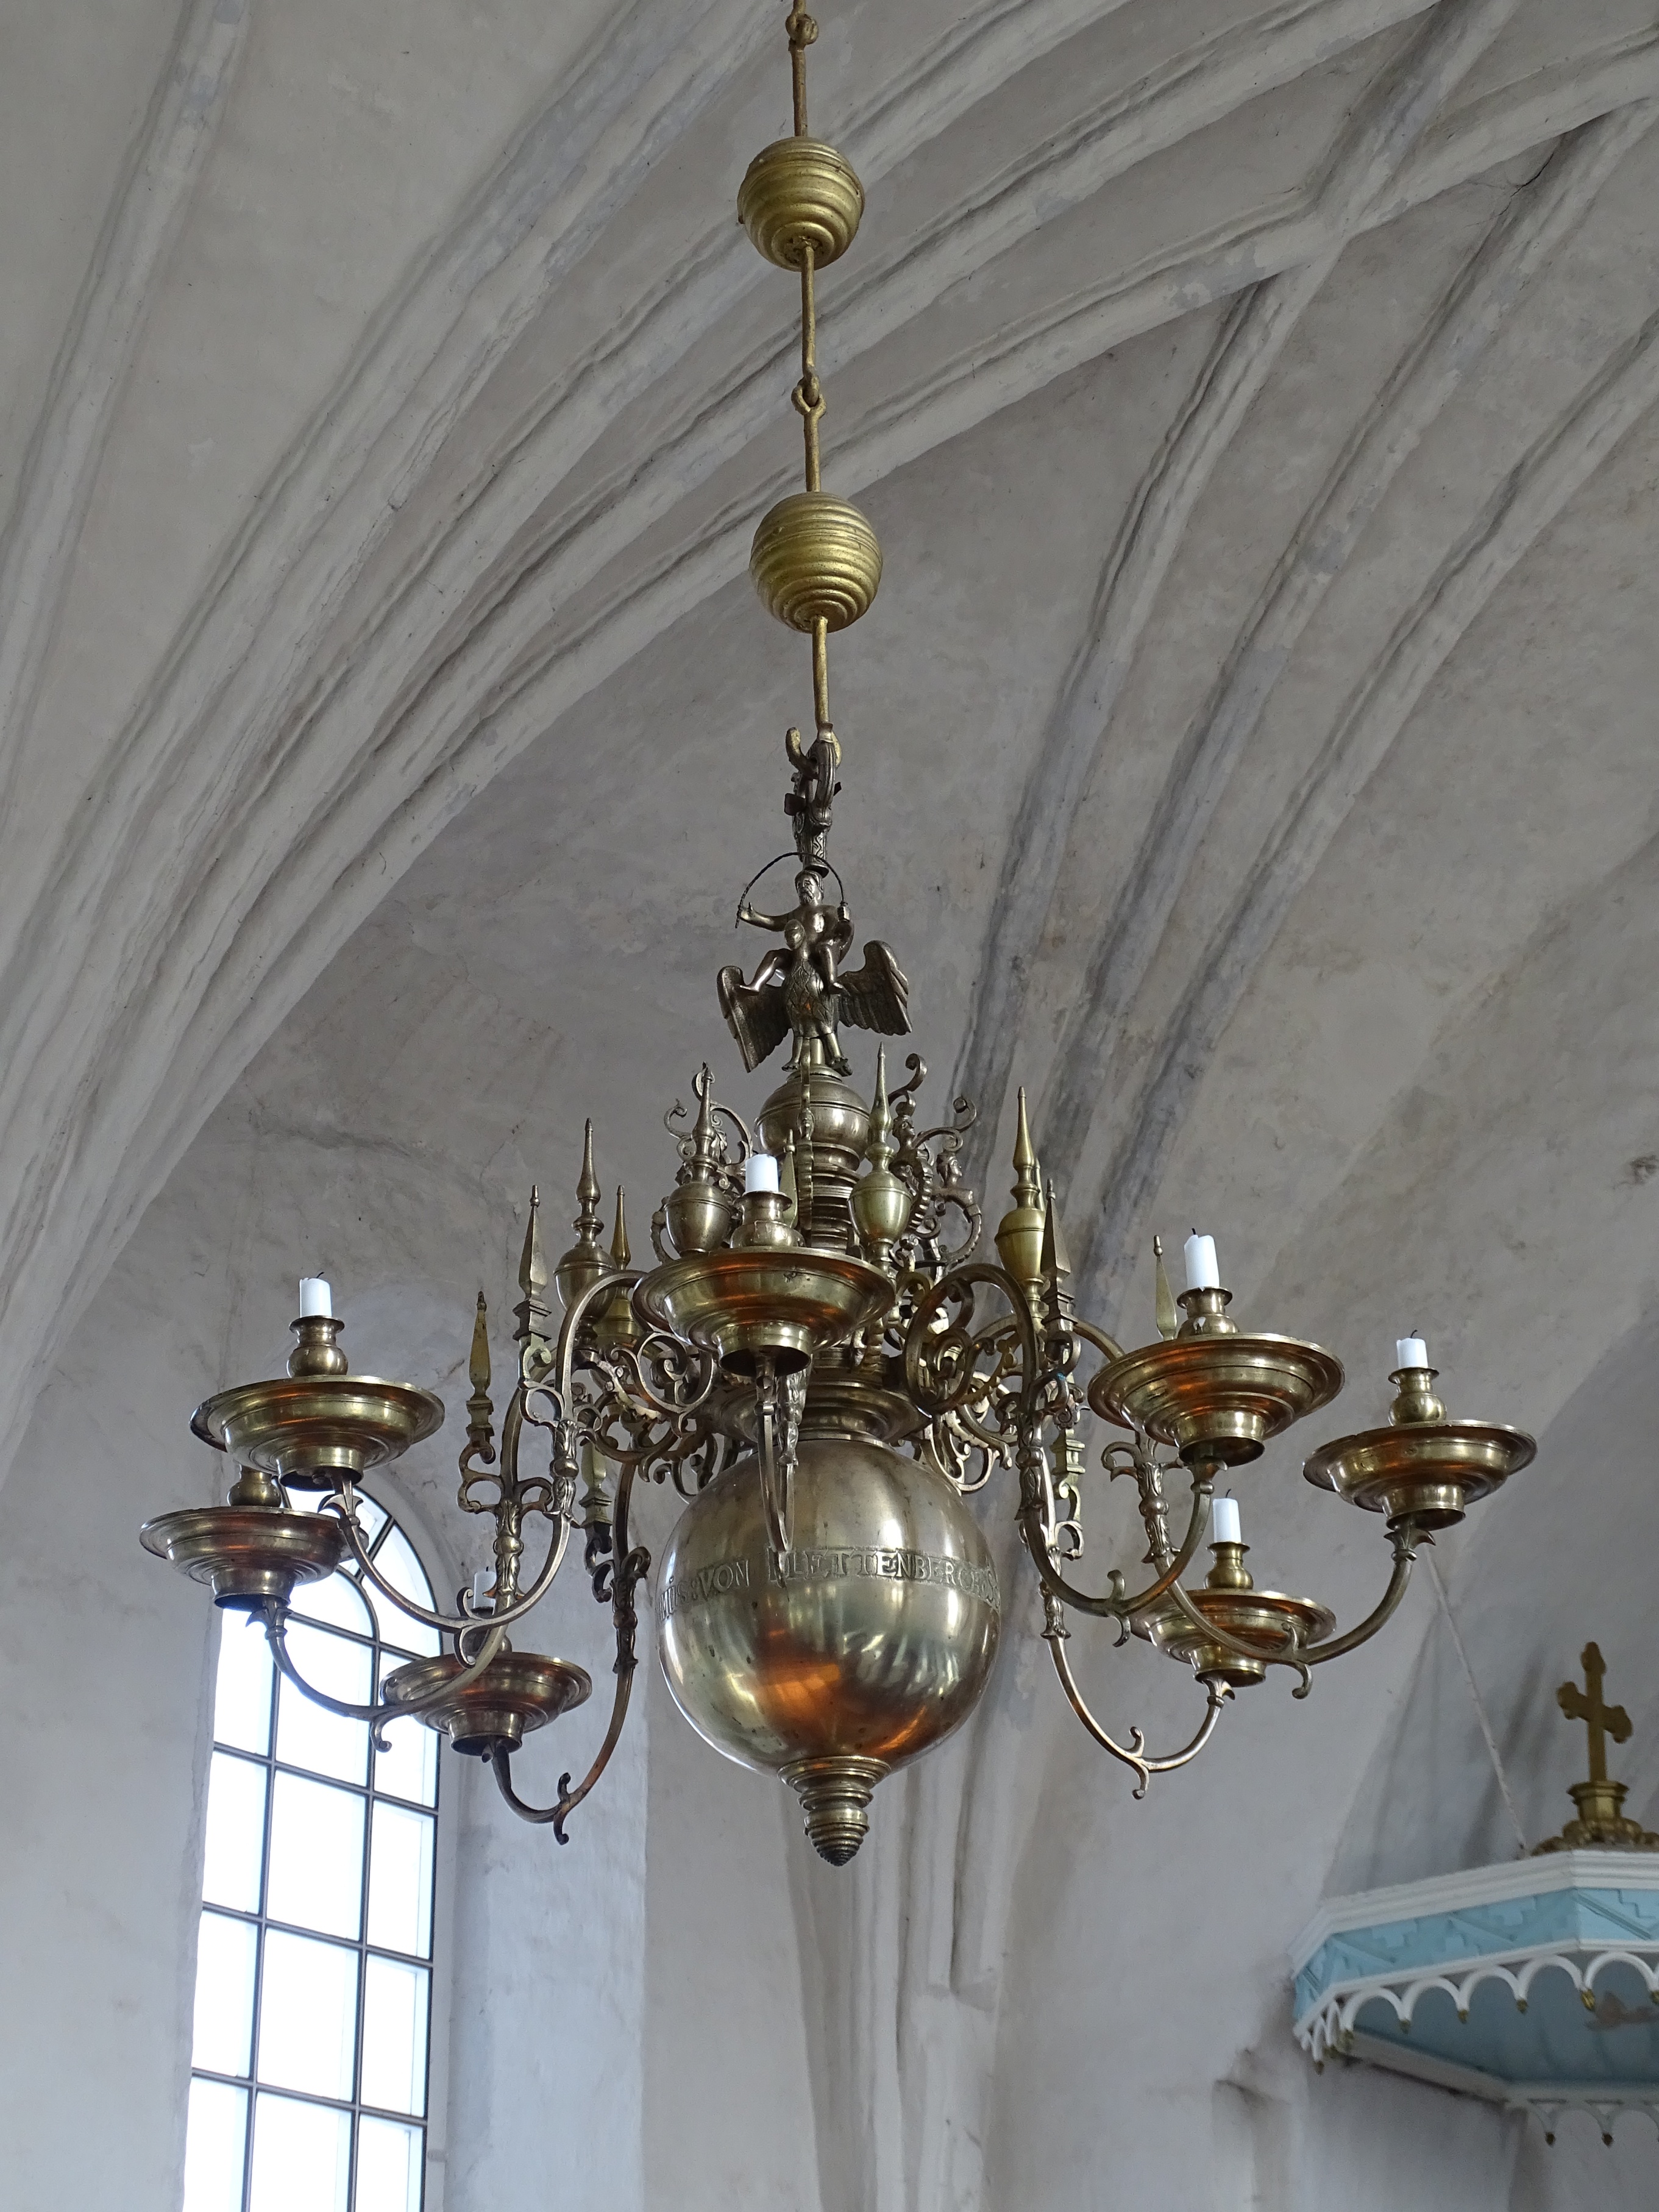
[718,867,910,1075]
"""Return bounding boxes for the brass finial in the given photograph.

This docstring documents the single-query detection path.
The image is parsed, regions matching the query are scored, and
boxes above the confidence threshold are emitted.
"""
[1534,1643,1659,1853]
[592,1187,645,1349]
[1153,1236,1178,1341]
[516,1184,558,1348]
[469,1289,491,1393]
[555,1125,608,1312]
[995,1086,1046,1289]
[691,1064,718,1159]
[1040,1178,1072,1282]
[1040,1178,1077,1370]
[575,1122,600,1223]
[851,1046,914,1268]
[461,1292,496,1474]
[520,1185,547,1299]
[868,1044,893,1158]
[1012,1087,1040,1206]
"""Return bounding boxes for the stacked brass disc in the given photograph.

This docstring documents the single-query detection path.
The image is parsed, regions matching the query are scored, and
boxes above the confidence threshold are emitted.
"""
[739,46,881,648]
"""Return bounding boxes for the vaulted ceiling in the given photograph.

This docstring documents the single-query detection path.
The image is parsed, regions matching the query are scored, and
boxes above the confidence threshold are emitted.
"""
[7,2,1659,2198]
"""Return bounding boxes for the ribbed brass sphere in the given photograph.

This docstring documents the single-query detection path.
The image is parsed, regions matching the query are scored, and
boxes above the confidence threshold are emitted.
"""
[737,136,864,268]
[656,1432,1000,1862]
[750,492,882,632]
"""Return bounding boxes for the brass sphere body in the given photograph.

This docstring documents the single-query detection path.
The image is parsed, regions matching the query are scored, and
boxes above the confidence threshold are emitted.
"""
[656,1432,1000,1862]
[738,137,864,269]
[751,493,882,633]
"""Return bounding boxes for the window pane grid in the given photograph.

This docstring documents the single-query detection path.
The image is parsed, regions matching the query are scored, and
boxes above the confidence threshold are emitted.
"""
[191,1907,433,1972]
[184,1501,438,2212]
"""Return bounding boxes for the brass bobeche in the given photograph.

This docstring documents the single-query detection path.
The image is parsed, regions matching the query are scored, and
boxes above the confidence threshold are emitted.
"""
[190,1310,445,1488]
[1142,1540,1335,1691]
[139,1500,346,1610]
[1301,1360,1535,1531]
[140,0,1540,1874]
[383,1649,592,1757]
[1091,1306,1345,1469]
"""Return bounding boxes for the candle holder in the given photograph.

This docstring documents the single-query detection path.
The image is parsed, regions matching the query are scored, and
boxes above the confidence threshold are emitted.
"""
[1089,1284,1344,1467]
[1139,1539,1335,1690]
[383,1647,592,1756]
[190,1311,445,1488]
[634,1244,893,1375]
[138,1479,347,1609]
[1302,1361,1535,1530]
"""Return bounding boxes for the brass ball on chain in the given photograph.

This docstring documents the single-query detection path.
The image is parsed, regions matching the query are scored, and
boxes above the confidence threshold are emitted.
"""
[750,491,882,631]
[737,137,864,268]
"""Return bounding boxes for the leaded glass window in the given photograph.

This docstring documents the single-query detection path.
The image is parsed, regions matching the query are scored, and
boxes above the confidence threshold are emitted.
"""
[180,1492,444,2212]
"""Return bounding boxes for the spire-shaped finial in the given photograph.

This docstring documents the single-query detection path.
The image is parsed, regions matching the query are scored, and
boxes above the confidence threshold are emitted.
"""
[851,1046,913,1268]
[594,1187,644,1348]
[555,1123,608,1313]
[691,1065,717,1158]
[575,1121,601,1234]
[1012,1086,1040,1209]
[516,1185,556,1347]
[1153,1234,1178,1340]
[469,1289,491,1392]
[1041,1178,1072,1282]
[519,1185,547,1299]
[460,1291,497,1477]
[995,1086,1046,1289]
[1040,1177,1076,1368]
[866,1045,895,1166]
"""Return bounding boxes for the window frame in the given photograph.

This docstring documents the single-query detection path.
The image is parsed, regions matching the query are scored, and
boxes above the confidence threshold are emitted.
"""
[183,1484,454,2212]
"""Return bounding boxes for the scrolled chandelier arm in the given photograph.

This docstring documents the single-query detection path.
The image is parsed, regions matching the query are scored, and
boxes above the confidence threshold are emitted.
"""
[140,0,1541,1869]
[1042,1599,1232,1801]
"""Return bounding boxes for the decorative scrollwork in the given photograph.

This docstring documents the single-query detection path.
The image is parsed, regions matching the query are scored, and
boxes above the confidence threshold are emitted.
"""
[888,1054,982,1282]
[901,1261,1037,1428]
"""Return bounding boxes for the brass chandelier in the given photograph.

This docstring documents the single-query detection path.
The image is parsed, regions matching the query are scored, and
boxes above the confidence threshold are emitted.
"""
[142,2,1536,1867]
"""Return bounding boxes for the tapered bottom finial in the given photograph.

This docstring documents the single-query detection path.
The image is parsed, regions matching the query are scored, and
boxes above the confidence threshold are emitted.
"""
[783,1754,888,1865]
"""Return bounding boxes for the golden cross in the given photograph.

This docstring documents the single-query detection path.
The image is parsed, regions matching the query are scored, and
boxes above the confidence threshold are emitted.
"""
[1557,1641,1632,1787]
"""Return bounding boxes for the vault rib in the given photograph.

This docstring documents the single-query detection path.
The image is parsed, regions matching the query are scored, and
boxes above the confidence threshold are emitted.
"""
[1037,97,1658,1212]
[1081,227,1659,1321]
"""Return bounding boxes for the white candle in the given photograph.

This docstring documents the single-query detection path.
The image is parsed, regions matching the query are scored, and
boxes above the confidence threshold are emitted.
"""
[299,1276,333,1318]
[1211,1496,1242,1547]
[1395,1335,1429,1370]
[471,1567,494,1615]
[1184,1232,1220,1292]
[745,1153,780,1195]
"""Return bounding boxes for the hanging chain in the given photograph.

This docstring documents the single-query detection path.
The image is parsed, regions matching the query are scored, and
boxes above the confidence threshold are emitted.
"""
[784,4,833,739]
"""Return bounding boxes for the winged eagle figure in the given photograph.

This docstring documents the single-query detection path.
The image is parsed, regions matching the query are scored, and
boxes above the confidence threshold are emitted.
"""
[718,868,909,1075]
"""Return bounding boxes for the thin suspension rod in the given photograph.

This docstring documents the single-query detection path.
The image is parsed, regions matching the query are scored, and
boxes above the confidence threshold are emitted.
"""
[786,2,814,134]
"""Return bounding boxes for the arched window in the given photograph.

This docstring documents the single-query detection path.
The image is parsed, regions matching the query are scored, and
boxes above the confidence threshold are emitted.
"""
[181,1492,444,2212]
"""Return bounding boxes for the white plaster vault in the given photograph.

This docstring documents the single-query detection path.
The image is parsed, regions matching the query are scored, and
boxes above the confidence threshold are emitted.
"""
[2,2,1659,2208]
